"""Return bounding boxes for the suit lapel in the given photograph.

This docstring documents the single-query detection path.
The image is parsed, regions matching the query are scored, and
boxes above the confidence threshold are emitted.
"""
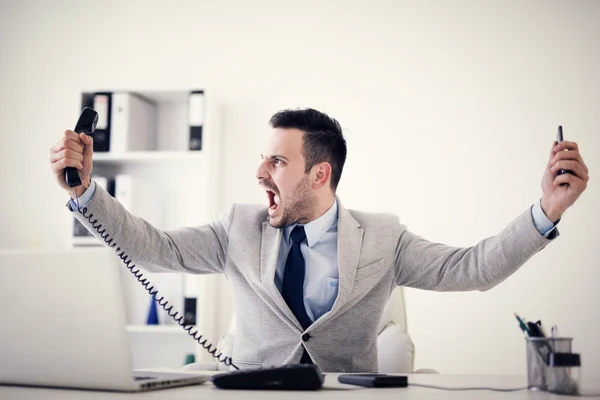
[260,221,302,330]
[309,200,364,330]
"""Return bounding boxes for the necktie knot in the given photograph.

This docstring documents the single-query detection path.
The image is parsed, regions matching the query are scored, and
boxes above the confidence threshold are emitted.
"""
[290,225,306,245]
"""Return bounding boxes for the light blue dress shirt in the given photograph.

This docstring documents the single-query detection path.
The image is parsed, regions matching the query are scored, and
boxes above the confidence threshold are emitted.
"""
[71,181,558,322]
[68,180,98,211]
[531,200,558,238]
[274,199,340,324]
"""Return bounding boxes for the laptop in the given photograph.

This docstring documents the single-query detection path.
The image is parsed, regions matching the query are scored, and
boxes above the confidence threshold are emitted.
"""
[0,247,210,392]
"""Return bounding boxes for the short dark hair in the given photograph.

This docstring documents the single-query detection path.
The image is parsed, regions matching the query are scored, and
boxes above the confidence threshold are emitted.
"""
[269,108,347,191]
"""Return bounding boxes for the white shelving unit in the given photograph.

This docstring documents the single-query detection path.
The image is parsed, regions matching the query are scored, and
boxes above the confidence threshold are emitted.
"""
[70,88,225,369]
[93,150,205,162]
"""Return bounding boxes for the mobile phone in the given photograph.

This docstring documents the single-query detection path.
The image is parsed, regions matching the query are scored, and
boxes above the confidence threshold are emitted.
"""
[556,125,568,176]
[338,374,408,388]
[557,125,564,144]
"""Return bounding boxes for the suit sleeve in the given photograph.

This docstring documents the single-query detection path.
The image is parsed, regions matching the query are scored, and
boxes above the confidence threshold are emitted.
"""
[393,206,558,291]
[68,182,232,274]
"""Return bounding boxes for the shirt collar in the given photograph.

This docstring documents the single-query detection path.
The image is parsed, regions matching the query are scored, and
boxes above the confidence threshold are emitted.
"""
[284,198,338,248]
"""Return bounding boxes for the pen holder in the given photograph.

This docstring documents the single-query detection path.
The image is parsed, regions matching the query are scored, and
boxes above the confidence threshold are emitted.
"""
[525,337,580,395]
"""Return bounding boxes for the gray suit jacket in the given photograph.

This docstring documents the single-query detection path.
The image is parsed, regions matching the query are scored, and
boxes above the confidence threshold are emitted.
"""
[69,185,556,372]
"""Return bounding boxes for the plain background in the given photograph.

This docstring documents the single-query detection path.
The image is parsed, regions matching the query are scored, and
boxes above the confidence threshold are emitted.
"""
[1,0,598,377]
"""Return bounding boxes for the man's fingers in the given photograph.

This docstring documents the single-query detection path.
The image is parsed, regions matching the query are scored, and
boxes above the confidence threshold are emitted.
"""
[549,141,558,158]
[80,132,93,146]
[50,149,84,163]
[51,158,83,173]
[52,136,84,154]
[551,160,589,181]
[63,134,84,152]
[80,133,94,156]
[551,140,588,172]
[551,150,588,173]
[64,129,80,140]
[553,140,579,153]
[554,172,587,192]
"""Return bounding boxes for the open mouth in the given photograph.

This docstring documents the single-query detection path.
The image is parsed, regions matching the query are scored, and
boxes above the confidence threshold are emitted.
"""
[265,189,280,213]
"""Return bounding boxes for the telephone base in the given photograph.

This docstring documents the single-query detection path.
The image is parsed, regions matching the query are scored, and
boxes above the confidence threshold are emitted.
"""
[210,364,324,390]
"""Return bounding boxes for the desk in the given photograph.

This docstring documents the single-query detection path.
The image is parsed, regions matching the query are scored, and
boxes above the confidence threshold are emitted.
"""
[1,372,598,400]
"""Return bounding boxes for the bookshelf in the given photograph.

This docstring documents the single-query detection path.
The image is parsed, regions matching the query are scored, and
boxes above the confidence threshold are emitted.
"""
[71,88,224,369]
[93,151,205,162]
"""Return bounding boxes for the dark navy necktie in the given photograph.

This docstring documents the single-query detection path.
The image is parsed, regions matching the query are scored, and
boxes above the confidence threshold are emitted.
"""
[282,225,312,330]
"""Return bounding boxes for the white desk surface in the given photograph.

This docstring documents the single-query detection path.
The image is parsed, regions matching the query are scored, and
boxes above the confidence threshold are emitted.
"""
[1,371,598,400]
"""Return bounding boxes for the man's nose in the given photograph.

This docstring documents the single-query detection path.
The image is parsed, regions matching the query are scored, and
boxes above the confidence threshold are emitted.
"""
[256,160,270,181]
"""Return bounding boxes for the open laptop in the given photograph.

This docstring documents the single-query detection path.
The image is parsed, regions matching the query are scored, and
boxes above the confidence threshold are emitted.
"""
[0,247,209,392]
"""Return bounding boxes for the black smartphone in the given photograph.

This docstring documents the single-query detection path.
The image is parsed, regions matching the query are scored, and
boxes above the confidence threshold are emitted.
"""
[557,125,564,144]
[556,125,569,176]
[338,374,408,388]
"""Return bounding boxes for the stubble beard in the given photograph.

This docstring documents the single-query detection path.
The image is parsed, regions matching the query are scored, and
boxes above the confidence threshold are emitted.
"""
[268,175,316,229]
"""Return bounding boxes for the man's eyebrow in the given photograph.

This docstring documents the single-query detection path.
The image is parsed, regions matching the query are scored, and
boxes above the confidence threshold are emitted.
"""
[262,154,290,162]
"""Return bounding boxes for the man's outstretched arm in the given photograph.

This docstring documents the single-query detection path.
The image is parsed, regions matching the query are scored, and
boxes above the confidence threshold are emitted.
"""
[52,129,231,275]
[394,140,589,291]
[68,182,232,275]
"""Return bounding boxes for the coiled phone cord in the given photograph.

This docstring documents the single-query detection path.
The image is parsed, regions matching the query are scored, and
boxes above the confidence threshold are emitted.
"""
[73,190,239,370]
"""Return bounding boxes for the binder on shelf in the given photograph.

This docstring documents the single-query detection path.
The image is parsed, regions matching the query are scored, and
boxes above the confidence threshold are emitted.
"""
[81,92,157,153]
[188,90,204,150]
[183,275,198,326]
[111,92,157,153]
[81,93,112,152]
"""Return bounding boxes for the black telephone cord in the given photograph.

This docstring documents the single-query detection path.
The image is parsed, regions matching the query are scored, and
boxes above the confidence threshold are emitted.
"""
[73,189,238,370]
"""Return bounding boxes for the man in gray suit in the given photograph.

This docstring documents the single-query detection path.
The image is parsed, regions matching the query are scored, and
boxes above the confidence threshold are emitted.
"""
[50,108,589,372]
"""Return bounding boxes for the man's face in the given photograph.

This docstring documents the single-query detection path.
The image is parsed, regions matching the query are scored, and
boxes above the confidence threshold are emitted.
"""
[256,127,316,228]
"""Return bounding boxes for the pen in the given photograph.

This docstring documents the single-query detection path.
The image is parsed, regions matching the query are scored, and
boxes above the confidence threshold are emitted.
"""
[514,313,531,336]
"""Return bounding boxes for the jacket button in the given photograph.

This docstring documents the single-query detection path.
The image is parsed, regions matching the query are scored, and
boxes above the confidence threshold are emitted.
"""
[302,333,310,342]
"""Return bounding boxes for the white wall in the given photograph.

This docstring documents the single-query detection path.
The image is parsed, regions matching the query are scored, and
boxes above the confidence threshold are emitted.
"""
[1,0,598,377]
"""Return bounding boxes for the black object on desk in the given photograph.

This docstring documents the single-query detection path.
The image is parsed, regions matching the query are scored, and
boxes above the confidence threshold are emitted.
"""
[210,364,324,390]
[338,374,408,388]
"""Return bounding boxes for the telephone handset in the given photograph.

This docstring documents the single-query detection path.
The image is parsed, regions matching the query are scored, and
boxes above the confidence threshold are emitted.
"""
[67,107,237,369]
[65,107,98,188]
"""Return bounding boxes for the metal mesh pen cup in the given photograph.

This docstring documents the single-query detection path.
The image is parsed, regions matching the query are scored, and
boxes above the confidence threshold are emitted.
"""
[525,337,580,395]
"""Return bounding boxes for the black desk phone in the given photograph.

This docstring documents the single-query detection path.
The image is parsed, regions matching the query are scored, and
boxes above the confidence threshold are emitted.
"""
[66,107,237,369]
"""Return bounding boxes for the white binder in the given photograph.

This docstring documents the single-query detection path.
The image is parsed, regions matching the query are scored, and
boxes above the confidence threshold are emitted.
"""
[110,93,157,153]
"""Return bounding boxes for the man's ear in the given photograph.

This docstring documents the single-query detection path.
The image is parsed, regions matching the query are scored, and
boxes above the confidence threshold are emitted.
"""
[311,162,332,190]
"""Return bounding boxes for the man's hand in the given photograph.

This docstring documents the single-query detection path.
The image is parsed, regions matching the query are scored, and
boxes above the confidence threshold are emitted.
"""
[540,140,589,222]
[50,130,94,198]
